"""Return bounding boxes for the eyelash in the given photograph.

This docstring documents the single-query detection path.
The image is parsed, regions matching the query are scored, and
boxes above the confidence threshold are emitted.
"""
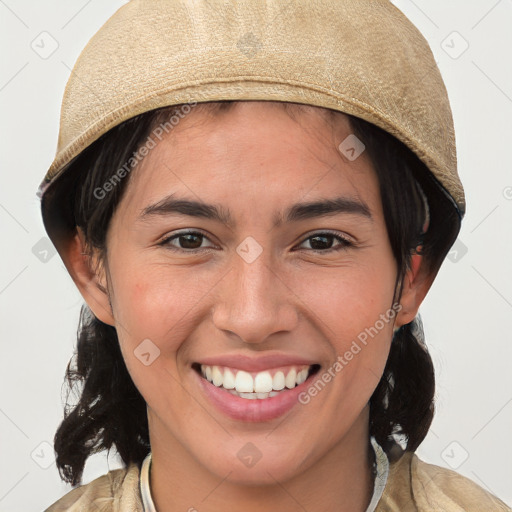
[158,230,354,253]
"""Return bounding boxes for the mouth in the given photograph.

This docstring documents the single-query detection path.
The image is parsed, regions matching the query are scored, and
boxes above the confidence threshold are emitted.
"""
[192,362,321,400]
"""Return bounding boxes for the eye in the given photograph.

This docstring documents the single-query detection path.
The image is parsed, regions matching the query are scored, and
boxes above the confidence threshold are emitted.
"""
[158,230,216,251]
[158,230,354,253]
[295,231,354,253]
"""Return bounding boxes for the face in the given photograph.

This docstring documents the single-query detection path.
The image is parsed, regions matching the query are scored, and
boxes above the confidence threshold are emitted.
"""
[80,102,411,484]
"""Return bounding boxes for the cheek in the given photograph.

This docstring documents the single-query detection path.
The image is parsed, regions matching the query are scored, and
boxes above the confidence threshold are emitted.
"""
[109,265,204,411]
[296,261,397,340]
[294,260,396,400]
[109,263,205,350]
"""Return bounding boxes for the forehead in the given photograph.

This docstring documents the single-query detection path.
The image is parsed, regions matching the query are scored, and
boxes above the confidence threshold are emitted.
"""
[118,101,379,219]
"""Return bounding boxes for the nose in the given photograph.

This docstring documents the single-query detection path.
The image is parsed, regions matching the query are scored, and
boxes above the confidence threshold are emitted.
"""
[211,248,299,345]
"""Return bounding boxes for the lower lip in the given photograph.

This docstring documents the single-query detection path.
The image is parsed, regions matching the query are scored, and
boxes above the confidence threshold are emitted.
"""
[195,370,314,422]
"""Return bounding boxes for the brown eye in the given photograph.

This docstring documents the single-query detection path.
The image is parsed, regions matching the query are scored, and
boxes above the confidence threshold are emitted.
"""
[176,233,204,249]
[159,231,215,251]
[297,232,353,252]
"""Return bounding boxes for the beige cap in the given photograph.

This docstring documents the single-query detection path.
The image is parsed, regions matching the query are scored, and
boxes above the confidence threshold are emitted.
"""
[37,0,465,220]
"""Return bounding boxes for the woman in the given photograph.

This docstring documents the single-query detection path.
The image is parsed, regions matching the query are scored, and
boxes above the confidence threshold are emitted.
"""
[39,1,510,511]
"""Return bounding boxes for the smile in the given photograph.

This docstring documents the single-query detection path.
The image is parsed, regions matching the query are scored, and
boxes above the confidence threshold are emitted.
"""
[197,364,319,399]
[192,362,321,422]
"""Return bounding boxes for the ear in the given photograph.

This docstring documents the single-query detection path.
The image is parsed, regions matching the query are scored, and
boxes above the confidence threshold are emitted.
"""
[394,251,436,328]
[59,227,115,326]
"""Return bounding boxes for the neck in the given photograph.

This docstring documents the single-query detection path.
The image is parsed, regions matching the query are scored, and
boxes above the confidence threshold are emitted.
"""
[148,409,374,512]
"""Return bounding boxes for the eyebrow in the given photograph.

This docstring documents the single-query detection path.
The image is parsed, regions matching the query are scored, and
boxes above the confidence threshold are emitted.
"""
[137,194,372,228]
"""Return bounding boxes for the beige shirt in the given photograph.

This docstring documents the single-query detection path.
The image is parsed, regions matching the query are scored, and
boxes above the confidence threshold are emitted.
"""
[44,451,511,512]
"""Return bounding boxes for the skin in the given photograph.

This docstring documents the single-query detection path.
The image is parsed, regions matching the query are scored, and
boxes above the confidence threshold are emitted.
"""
[62,101,433,512]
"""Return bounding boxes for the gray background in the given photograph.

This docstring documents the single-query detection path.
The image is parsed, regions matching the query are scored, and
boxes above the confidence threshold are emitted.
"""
[1,0,511,510]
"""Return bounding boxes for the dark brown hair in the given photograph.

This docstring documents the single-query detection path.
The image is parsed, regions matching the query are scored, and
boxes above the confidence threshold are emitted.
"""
[41,101,461,486]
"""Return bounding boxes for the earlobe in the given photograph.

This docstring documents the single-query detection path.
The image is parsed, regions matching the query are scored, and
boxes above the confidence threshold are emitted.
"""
[394,252,434,329]
[60,227,116,326]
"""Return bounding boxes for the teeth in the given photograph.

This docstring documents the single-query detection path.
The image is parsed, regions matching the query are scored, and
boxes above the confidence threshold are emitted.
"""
[254,371,273,393]
[239,392,258,399]
[212,366,223,387]
[227,390,283,399]
[199,364,312,395]
[235,370,254,393]
[285,368,297,389]
[223,368,236,389]
[297,368,308,385]
[272,371,285,391]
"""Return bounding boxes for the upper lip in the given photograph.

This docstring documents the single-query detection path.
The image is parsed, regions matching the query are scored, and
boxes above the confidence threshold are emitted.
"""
[195,353,318,372]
